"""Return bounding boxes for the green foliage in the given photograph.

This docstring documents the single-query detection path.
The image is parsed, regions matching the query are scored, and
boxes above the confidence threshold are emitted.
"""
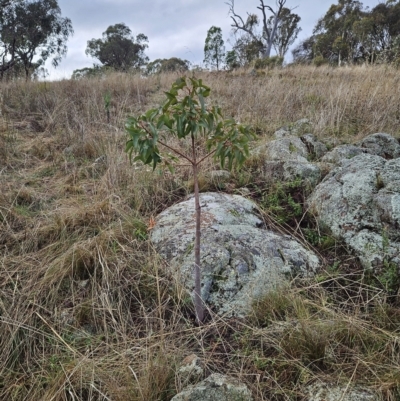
[304,228,336,251]
[254,56,284,69]
[125,76,253,323]
[86,23,148,72]
[267,7,302,58]
[225,50,240,70]
[313,0,365,65]
[378,260,400,295]
[261,178,304,224]
[313,55,328,67]
[231,36,264,66]
[145,57,190,75]
[295,0,400,65]
[71,65,111,79]
[203,26,225,71]
[0,0,73,80]
[125,76,253,171]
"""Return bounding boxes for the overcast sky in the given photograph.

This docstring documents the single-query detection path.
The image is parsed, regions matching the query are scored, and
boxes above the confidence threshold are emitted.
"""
[47,0,382,79]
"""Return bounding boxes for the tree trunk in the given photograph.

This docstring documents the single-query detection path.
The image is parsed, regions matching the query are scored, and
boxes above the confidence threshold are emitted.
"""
[192,136,204,324]
[264,13,280,58]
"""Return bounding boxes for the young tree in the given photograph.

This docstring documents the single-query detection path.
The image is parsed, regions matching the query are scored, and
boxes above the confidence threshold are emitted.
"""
[125,77,253,324]
[267,7,301,58]
[226,0,288,58]
[0,0,73,80]
[203,26,225,70]
[225,49,240,70]
[86,23,148,72]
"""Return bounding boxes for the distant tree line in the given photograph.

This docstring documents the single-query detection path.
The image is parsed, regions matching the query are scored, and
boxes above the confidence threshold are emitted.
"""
[292,0,400,66]
[2,0,400,81]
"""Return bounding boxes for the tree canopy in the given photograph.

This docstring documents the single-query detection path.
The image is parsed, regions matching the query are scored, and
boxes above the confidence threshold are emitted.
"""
[226,0,288,59]
[203,26,225,70]
[86,23,149,72]
[0,0,73,80]
[267,7,301,58]
[145,57,190,75]
[292,0,400,65]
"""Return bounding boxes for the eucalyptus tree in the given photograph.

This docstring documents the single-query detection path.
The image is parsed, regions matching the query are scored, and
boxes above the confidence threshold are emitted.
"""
[204,26,225,70]
[226,0,288,59]
[125,77,253,323]
[86,23,148,72]
[146,57,190,75]
[267,7,301,58]
[0,0,73,80]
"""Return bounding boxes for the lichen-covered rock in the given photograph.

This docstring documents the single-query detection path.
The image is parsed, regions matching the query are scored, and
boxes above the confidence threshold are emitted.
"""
[274,118,312,139]
[258,135,322,187]
[262,159,322,188]
[308,154,400,269]
[176,354,204,388]
[151,192,319,316]
[304,382,379,401]
[254,120,326,187]
[321,144,367,165]
[358,132,400,159]
[301,134,328,160]
[171,373,253,401]
[265,136,309,162]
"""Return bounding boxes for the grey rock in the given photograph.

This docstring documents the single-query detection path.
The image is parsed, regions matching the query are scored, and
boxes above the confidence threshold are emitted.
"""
[304,382,380,401]
[176,354,204,389]
[321,144,367,165]
[265,136,309,162]
[257,120,325,187]
[151,192,319,316]
[171,373,253,401]
[274,119,312,139]
[308,153,400,269]
[62,146,74,156]
[301,134,328,160]
[263,160,321,188]
[274,127,292,139]
[358,132,400,159]
[209,170,231,180]
[261,135,322,187]
[291,118,313,135]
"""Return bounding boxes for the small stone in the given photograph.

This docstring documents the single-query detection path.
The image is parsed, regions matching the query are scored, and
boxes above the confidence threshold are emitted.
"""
[171,373,253,401]
[176,354,204,388]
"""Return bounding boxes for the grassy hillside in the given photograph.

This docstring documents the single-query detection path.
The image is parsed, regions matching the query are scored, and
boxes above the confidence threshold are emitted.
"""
[1,65,400,401]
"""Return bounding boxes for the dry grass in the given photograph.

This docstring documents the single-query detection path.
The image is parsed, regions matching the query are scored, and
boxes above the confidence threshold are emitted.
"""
[0,65,400,400]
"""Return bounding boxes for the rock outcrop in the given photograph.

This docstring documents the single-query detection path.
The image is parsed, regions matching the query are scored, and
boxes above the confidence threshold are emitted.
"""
[308,153,400,269]
[151,192,319,316]
[256,119,327,188]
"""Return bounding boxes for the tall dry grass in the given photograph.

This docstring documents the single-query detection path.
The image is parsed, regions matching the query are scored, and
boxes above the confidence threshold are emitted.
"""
[0,65,399,400]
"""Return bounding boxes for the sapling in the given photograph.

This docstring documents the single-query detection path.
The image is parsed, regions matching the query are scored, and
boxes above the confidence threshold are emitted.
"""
[125,76,253,323]
[104,91,111,124]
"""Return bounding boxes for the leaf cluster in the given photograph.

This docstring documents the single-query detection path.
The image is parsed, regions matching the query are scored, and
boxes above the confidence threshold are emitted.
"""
[126,76,254,171]
[86,23,149,72]
[0,0,73,80]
